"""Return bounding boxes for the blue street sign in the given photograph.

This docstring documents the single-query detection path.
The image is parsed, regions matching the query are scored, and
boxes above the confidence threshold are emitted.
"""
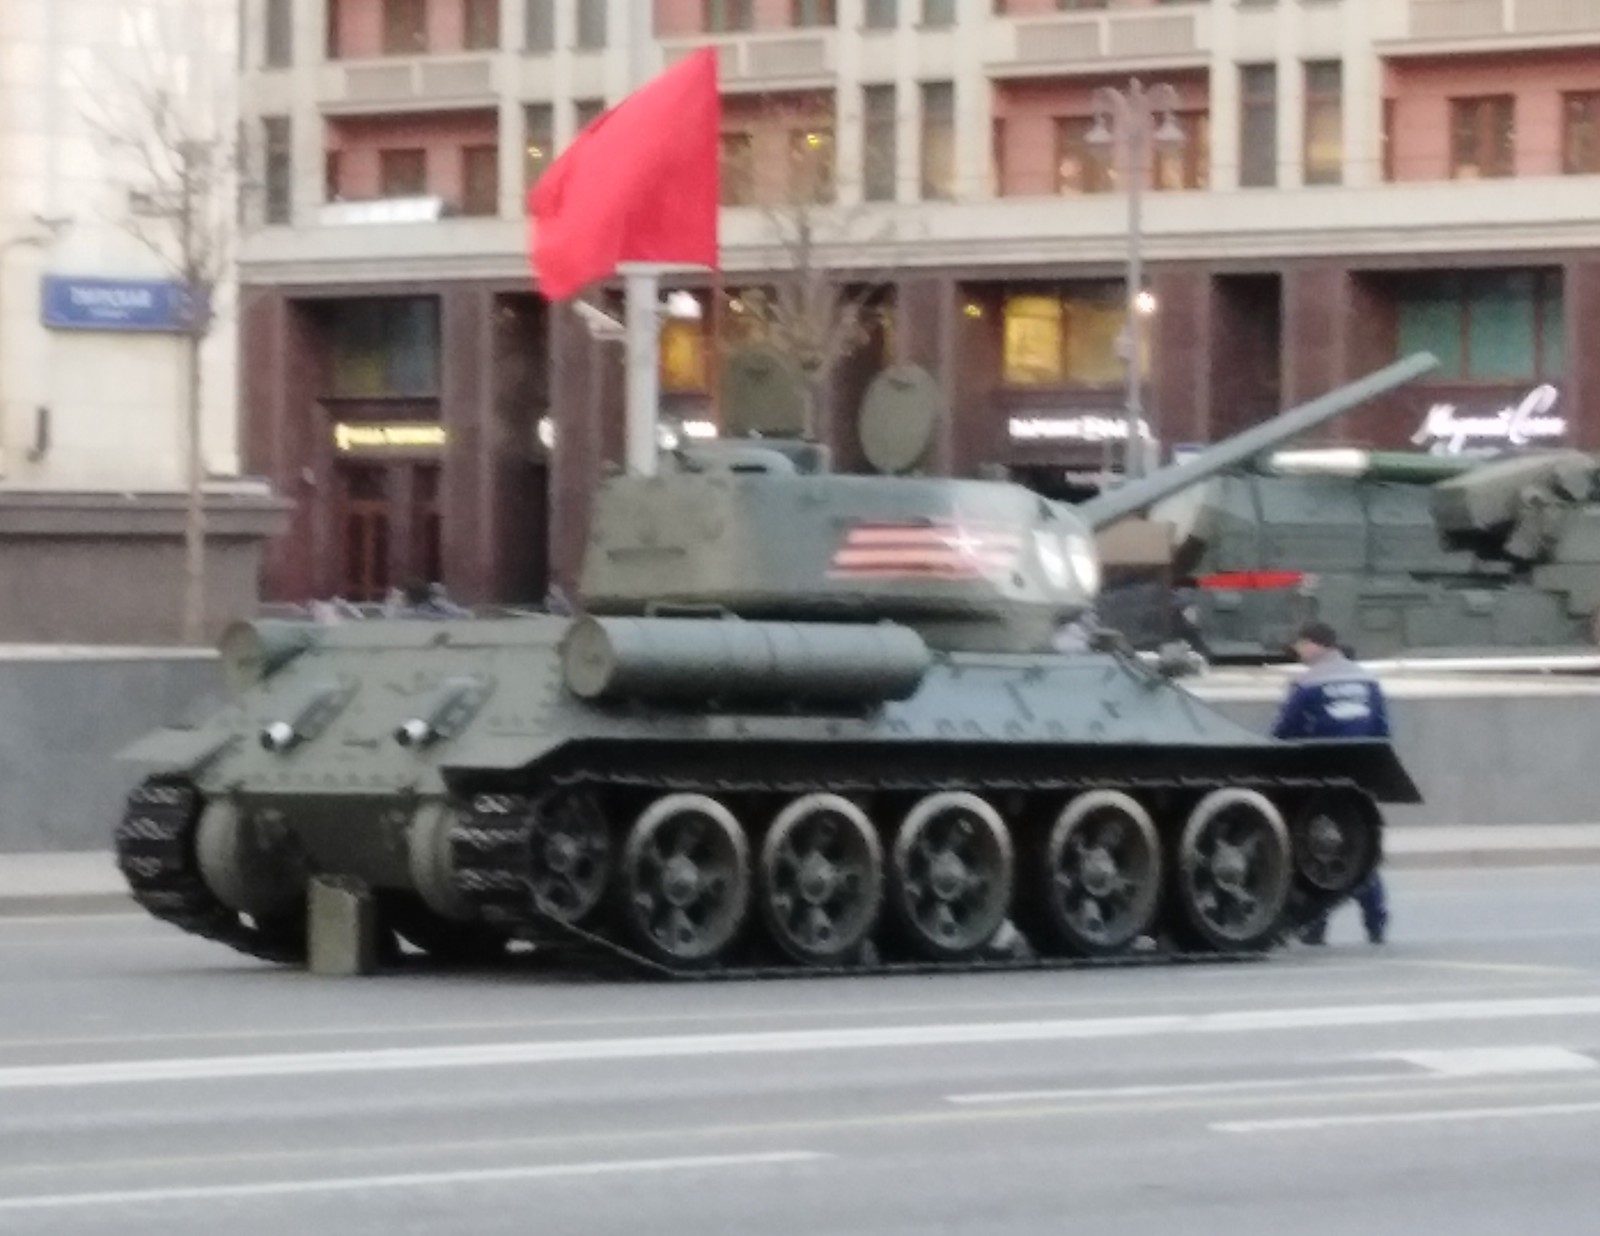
[40,276,192,333]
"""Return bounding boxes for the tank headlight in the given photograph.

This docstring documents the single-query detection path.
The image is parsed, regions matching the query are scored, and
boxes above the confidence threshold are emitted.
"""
[1032,531,1070,590]
[1065,534,1101,597]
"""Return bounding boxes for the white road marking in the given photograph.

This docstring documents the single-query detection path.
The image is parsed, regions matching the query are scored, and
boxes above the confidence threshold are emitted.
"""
[8,994,1600,1091]
[1378,1046,1598,1077]
[946,1072,1408,1106]
[0,1150,827,1212]
[1214,1101,1600,1135]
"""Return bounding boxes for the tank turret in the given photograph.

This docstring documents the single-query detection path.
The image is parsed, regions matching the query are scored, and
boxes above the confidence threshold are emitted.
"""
[1431,450,1600,563]
[577,353,1439,654]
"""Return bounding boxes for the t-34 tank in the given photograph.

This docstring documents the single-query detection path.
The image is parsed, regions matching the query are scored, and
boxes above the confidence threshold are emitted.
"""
[112,354,1436,978]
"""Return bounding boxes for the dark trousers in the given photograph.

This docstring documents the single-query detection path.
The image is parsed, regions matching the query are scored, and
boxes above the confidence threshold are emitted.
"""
[1301,871,1387,943]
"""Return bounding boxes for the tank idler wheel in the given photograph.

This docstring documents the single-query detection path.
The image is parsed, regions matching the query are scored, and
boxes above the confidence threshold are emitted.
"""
[1036,791,1163,957]
[619,794,751,970]
[758,793,885,967]
[888,792,1014,962]
[528,789,613,925]
[1173,789,1292,954]
[1290,788,1381,897]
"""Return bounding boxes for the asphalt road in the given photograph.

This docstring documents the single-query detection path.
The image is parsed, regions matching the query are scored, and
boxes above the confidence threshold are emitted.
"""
[3,867,1600,1236]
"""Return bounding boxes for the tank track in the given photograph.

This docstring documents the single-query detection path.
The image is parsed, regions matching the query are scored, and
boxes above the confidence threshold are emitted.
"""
[113,780,304,965]
[447,765,1356,982]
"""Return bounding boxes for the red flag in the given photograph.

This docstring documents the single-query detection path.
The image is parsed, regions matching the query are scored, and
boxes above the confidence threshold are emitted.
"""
[528,48,720,302]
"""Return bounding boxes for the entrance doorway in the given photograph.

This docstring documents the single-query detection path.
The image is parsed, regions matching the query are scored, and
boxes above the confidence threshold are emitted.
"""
[336,461,442,602]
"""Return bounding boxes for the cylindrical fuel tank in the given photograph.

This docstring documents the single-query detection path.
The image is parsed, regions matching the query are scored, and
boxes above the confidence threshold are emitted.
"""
[561,615,931,705]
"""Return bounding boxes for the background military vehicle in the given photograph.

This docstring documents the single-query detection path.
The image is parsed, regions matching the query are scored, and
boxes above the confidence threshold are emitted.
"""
[1141,447,1600,662]
[112,354,1435,980]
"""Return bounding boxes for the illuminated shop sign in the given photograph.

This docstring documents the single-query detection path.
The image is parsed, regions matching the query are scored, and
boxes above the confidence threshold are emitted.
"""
[535,417,718,449]
[332,422,447,451]
[1410,384,1567,456]
[1008,414,1152,443]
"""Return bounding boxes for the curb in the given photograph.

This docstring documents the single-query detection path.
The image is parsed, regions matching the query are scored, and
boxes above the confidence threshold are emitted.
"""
[0,892,134,918]
[1385,847,1600,870]
[2,849,1599,919]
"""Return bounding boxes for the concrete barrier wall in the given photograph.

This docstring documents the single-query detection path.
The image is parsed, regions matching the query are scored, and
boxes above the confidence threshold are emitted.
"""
[0,653,225,854]
[0,653,1594,852]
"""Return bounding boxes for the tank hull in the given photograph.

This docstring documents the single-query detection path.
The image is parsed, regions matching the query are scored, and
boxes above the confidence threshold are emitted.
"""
[116,617,1410,977]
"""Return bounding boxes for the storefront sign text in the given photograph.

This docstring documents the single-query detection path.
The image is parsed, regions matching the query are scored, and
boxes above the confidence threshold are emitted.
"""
[1009,414,1151,443]
[1410,385,1567,456]
[333,422,447,451]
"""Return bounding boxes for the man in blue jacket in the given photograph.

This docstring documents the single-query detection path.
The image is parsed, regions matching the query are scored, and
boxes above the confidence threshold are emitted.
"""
[1273,621,1390,945]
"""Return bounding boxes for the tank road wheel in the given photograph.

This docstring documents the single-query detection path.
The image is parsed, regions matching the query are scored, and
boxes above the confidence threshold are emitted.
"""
[1290,789,1381,898]
[620,794,751,969]
[888,792,1014,962]
[528,789,613,926]
[1035,791,1163,957]
[1173,789,1292,953]
[758,794,885,967]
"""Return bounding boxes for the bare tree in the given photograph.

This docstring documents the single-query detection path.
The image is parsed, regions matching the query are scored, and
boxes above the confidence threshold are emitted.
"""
[718,99,895,443]
[75,1,242,645]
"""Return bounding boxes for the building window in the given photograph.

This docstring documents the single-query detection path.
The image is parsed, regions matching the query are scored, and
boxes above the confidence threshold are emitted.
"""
[1303,61,1342,185]
[1001,287,1130,388]
[574,98,605,134]
[923,0,955,25]
[327,0,341,58]
[705,0,753,31]
[464,0,499,49]
[263,116,291,223]
[791,0,835,25]
[660,317,710,393]
[525,103,553,187]
[720,131,755,205]
[327,298,442,397]
[379,148,427,197]
[1562,92,1600,175]
[1239,63,1276,187]
[462,145,499,215]
[265,0,292,66]
[920,81,955,200]
[790,128,835,203]
[526,0,555,51]
[576,0,607,49]
[382,0,428,54]
[1154,111,1208,190]
[1381,97,1395,181]
[1395,270,1563,382]
[865,0,897,29]
[863,84,897,202]
[1055,116,1111,194]
[1450,96,1513,179]
[325,150,343,201]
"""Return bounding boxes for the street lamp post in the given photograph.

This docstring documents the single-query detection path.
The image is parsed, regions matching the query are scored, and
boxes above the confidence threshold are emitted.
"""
[1087,79,1185,481]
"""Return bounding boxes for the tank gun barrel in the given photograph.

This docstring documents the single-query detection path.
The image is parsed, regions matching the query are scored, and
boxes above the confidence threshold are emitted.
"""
[1259,448,1475,484]
[1077,352,1439,532]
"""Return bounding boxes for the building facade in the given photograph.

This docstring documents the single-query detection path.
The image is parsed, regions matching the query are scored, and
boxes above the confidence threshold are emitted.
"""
[237,0,1600,607]
[0,0,288,644]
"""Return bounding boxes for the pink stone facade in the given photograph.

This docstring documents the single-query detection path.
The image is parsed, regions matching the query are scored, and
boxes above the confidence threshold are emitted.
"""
[1384,51,1600,181]
[325,110,498,206]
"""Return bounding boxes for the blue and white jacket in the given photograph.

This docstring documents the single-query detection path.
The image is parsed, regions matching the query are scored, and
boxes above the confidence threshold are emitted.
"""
[1271,650,1391,740]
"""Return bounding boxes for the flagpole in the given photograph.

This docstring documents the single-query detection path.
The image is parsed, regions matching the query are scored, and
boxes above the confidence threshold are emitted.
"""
[620,261,664,477]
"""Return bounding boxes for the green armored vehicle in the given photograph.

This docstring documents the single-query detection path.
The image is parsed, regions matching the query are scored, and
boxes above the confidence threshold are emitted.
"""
[112,355,1435,978]
[1157,447,1600,662]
